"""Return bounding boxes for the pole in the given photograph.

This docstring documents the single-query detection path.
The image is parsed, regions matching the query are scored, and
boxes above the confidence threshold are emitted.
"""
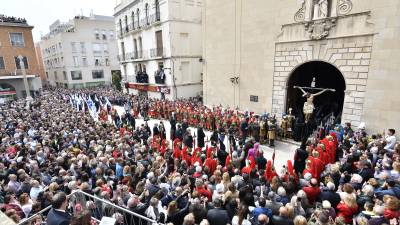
[18,55,33,108]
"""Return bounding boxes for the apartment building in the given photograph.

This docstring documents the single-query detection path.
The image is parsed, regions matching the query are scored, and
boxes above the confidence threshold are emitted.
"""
[39,15,120,89]
[0,15,42,102]
[115,0,202,99]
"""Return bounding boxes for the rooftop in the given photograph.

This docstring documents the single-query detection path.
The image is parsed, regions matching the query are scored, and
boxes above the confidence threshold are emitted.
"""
[0,14,32,28]
[41,14,114,40]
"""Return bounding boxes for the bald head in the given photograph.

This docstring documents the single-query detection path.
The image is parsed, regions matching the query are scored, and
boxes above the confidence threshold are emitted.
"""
[279,206,289,217]
[258,214,269,224]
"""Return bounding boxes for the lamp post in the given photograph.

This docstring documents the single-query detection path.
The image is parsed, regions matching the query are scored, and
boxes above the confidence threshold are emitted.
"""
[229,76,239,108]
[18,55,33,107]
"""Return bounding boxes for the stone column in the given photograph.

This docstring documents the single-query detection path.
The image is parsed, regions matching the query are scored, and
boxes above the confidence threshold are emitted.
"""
[18,55,33,107]
[330,0,338,17]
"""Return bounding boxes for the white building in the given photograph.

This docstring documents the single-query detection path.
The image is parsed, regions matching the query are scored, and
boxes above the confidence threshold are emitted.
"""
[114,0,203,99]
[39,15,120,89]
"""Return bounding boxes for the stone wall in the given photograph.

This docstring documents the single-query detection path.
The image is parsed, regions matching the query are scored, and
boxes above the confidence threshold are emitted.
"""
[272,35,373,126]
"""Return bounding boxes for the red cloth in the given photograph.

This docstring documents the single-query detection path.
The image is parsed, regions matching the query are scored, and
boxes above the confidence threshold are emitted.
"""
[302,186,321,204]
[196,187,212,202]
[336,202,358,224]
[384,209,400,220]
[241,166,252,174]
[204,158,217,174]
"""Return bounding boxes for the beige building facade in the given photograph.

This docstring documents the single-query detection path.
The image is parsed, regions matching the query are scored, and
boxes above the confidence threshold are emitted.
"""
[203,0,400,132]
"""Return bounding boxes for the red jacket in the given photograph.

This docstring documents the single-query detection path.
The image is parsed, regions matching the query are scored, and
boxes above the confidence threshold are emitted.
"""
[196,186,212,202]
[336,202,358,224]
[302,186,321,204]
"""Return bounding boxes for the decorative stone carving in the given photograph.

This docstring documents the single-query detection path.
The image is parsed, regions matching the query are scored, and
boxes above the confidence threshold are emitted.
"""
[305,18,336,40]
[294,0,353,22]
[294,2,306,22]
[337,0,353,15]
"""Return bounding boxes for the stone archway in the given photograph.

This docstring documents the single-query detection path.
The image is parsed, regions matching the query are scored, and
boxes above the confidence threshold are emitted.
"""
[286,60,346,124]
[272,38,373,126]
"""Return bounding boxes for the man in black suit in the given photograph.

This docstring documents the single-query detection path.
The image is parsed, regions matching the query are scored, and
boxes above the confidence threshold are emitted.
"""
[46,192,71,225]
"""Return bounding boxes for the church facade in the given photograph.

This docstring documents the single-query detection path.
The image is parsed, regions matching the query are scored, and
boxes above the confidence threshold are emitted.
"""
[202,0,400,132]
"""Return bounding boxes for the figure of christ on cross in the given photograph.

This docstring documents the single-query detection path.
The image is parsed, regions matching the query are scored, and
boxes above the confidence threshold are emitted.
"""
[293,85,335,123]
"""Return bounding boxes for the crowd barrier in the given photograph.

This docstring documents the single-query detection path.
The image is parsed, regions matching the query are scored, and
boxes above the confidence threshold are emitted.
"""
[18,190,162,225]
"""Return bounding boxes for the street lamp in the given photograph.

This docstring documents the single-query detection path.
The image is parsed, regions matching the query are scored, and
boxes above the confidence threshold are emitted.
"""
[229,76,239,108]
[18,55,33,108]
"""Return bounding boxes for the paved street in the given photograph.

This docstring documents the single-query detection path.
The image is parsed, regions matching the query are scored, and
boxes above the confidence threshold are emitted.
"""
[114,106,298,171]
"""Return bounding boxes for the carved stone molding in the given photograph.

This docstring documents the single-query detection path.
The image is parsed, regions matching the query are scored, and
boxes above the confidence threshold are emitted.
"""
[337,0,353,15]
[304,18,336,40]
[294,2,306,22]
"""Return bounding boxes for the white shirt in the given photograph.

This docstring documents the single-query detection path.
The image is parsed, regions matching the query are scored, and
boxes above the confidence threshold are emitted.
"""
[384,135,396,150]
[232,215,252,225]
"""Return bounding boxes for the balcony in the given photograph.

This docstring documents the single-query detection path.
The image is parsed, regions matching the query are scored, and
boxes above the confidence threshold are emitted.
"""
[149,47,164,58]
[136,72,149,84]
[154,70,166,84]
[116,12,161,38]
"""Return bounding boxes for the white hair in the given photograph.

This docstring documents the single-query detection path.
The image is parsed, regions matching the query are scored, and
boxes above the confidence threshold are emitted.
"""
[362,184,374,196]
[327,182,335,191]
[351,174,363,183]
[322,200,331,209]
[277,186,286,196]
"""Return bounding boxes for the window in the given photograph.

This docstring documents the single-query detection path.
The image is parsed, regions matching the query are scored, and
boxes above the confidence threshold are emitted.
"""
[63,71,67,80]
[80,42,86,53]
[73,56,79,67]
[119,19,123,36]
[93,43,102,54]
[155,0,160,21]
[95,29,100,39]
[92,70,104,79]
[102,30,107,40]
[0,57,5,69]
[103,44,108,53]
[46,72,49,78]
[71,70,82,80]
[14,56,28,69]
[109,30,114,39]
[82,57,88,66]
[71,42,78,52]
[59,42,62,49]
[105,57,110,66]
[94,57,102,66]
[54,71,58,81]
[9,33,25,47]
[137,9,140,28]
[125,15,128,32]
[145,3,149,25]
[131,12,135,30]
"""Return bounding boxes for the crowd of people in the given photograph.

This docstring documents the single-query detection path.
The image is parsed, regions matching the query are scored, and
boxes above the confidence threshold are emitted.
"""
[0,87,399,225]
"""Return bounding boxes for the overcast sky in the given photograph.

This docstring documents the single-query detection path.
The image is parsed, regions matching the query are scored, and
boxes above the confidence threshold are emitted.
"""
[2,0,119,42]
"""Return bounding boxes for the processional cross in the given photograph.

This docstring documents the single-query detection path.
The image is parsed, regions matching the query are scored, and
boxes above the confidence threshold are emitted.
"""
[294,77,335,123]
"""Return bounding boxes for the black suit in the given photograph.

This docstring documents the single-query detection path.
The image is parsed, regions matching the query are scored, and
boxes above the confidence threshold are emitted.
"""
[46,208,71,225]
[207,208,230,225]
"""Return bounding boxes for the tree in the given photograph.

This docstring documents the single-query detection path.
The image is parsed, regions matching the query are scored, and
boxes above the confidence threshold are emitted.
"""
[112,70,122,91]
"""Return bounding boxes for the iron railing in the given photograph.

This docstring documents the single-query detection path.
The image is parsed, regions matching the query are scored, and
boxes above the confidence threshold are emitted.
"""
[117,12,161,38]
[18,190,161,225]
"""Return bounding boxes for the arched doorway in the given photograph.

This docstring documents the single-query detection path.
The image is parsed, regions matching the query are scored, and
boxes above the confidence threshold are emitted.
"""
[286,61,346,125]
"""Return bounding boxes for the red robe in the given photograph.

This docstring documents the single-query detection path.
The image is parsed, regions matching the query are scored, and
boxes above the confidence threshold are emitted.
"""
[204,157,217,174]
[181,147,192,166]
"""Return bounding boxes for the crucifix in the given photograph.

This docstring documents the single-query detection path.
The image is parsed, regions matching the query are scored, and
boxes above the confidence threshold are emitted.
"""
[294,77,335,123]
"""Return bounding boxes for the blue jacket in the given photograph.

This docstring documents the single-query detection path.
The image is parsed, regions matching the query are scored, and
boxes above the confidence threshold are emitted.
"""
[252,207,272,223]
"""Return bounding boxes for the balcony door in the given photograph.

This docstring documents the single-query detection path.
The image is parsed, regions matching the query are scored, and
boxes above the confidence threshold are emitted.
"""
[155,30,163,57]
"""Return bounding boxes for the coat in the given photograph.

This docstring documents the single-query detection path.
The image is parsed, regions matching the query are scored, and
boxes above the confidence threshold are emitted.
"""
[207,208,230,225]
[197,128,205,148]
[46,208,71,225]
[336,202,358,224]
[319,189,341,209]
